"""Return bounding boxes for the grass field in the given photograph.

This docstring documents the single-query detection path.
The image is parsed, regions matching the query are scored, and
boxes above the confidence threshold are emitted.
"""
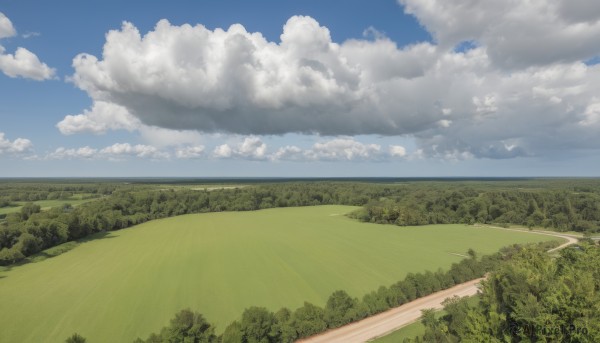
[0,205,559,342]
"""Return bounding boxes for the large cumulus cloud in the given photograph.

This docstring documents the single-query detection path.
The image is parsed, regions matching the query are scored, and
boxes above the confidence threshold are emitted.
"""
[66,7,600,159]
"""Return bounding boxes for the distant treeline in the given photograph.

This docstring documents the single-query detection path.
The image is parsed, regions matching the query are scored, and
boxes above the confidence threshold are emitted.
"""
[350,186,600,232]
[1,181,600,265]
[0,182,119,204]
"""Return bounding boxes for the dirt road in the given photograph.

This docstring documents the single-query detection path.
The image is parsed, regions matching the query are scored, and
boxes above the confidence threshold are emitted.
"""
[297,278,483,343]
[298,227,578,343]
[474,225,578,253]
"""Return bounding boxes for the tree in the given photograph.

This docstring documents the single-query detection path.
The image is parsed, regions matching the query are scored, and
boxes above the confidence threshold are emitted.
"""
[272,308,296,343]
[20,202,41,220]
[411,244,600,342]
[65,333,86,343]
[240,306,276,343]
[324,290,357,328]
[467,248,477,260]
[160,309,216,343]
[290,302,327,338]
[221,321,243,343]
[0,246,25,265]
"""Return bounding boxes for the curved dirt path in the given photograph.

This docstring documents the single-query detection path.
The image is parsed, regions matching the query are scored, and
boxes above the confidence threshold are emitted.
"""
[474,225,578,253]
[298,227,577,343]
[296,278,483,343]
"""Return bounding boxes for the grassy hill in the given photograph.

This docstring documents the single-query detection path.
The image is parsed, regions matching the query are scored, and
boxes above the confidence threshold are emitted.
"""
[0,205,559,342]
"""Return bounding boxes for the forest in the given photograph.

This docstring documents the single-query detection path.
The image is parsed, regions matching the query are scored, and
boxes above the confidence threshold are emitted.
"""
[1,179,599,265]
[405,240,600,342]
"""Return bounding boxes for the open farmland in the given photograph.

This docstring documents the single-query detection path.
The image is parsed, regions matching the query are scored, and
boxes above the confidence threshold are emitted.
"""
[0,205,560,342]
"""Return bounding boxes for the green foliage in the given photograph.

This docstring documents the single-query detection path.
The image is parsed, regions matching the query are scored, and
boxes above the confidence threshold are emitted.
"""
[272,308,296,343]
[324,290,358,328]
[350,182,600,234]
[240,307,277,343]
[290,302,327,338]
[409,243,600,342]
[222,321,243,343]
[139,309,216,343]
[2,179,597,266]
[65,333,86,343]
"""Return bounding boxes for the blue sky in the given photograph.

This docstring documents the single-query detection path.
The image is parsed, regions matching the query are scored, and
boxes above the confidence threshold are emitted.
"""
[1,0,600,177]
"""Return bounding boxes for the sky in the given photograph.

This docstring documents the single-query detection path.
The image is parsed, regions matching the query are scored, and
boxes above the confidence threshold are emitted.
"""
[1,0,600,177]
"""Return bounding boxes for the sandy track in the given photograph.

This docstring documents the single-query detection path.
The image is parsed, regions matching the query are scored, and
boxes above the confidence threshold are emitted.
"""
[474,225,578,253]
[297,278,483,343]
[298,226,578,343]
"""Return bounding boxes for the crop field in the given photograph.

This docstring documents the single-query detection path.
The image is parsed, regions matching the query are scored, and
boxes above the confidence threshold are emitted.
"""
[0,205,559,342]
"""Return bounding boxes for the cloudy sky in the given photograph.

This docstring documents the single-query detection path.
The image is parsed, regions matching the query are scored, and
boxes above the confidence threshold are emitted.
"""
[1,0,599,177]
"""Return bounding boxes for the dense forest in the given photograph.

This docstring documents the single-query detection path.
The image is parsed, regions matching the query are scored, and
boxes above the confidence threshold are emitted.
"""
[1,179,600,265]
[350,188,600,232]
[122,241,559,343]
[406,241,600,342]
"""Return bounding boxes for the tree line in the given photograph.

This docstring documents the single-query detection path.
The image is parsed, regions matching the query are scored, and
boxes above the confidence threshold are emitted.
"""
[0,182,118,204]
[406,240,600,342]
[2,180,600,265]
[350,187,600,232]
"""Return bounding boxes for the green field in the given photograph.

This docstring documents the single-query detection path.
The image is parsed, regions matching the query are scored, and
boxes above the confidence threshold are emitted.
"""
[0,196,97,215]
[0,206,559,342]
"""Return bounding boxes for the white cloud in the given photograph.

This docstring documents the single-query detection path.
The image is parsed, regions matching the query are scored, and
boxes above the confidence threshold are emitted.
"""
[67,17,451,137]
[47,146,97,160]
[305,138,382,161]
[437,119,452,128]
[271,145,304,161]
[272,138,384,162]
[213,144,233,158]
[389,145,407,157]
[0,132,33,155]
[47,144,171,160]
[0,47,56,80]
[138,126,203,148]
[579,100,600,126]
[399,0,600,69]
[22,32,40,39]
[100,143,169,160]
[57,100,205,149]
[57,101,140,135]
[0,12,55,80]
[473,94,498,115]
[0,12,16,39]
[213,136,267,160]
[65,12,600,161]
[175,145,205,159]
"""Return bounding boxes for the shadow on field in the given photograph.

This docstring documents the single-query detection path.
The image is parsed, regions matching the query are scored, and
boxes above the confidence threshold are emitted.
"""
[0,231,116,279]
[78,231,116,243]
